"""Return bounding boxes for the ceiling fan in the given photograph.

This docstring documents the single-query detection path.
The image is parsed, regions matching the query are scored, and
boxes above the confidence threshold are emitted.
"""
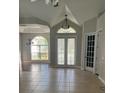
[30,0,60,7]
[46,0,60,7]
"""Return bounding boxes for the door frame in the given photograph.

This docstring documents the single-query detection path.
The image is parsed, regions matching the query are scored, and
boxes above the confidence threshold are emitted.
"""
[84,32,97,73]
[56,35,77,67]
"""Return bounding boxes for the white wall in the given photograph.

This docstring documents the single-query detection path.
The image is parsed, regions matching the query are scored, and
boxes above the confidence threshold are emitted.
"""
[96,13,105,83]
[20,33,50,63]
[84,17,97,33]
[81,17,97,70]
[82,15,105,84]
[19,34,22,71]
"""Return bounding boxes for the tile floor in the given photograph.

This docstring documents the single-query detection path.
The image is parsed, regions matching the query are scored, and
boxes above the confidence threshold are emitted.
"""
[20,63,105,93]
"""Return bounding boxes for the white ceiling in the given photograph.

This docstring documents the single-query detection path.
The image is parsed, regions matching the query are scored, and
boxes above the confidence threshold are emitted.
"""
[20,0,105,27]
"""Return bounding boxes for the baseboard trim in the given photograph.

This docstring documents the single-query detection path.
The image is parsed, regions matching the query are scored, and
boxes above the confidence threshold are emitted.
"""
[98,76,105,85]
[50,65,81,69]
[75,66,81,69]
[23,61,49,64]
[23,61,31,63]
[80,67,84,70]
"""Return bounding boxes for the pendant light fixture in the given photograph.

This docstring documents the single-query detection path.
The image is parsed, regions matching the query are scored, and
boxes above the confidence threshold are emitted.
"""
[62,14,70,29]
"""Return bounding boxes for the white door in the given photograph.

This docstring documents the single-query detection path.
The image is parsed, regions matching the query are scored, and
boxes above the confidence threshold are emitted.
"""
[85,33,97,72]
[57,37,75,66]
[57,38,65,65]
[67,38,75,65]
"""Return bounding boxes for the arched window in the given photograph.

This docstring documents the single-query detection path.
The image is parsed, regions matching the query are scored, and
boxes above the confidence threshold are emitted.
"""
[57,27,76,33]
[31,36,48,60]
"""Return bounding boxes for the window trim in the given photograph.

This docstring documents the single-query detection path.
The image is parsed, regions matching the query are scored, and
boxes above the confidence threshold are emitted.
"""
[57,27,76,34]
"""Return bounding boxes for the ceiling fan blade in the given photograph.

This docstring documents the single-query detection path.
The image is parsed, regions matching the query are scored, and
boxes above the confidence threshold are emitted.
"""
[45,0,51,4]
[30,0,37,2]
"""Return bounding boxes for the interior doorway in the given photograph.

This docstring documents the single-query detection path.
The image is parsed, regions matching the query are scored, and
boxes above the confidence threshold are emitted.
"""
[56,27,77,66]
[84,33,97,73]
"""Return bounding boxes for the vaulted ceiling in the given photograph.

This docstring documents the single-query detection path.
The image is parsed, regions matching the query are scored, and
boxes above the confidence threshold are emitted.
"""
[19,0,105,27]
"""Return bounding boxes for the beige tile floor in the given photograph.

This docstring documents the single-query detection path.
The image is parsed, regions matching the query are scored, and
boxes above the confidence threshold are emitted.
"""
[20,64,105,93]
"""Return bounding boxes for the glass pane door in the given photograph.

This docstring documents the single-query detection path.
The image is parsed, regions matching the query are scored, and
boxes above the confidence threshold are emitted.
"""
[67,38,75,65]
[57,39,65,65]
[85,34,96,72]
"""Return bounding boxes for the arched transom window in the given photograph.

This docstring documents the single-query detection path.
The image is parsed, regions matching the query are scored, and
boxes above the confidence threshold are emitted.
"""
[57,27,76,33]
[31,36,48,60]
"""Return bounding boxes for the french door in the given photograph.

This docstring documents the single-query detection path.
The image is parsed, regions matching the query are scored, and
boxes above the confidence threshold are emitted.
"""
[85,33,97,72]
[57,37,76,66]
